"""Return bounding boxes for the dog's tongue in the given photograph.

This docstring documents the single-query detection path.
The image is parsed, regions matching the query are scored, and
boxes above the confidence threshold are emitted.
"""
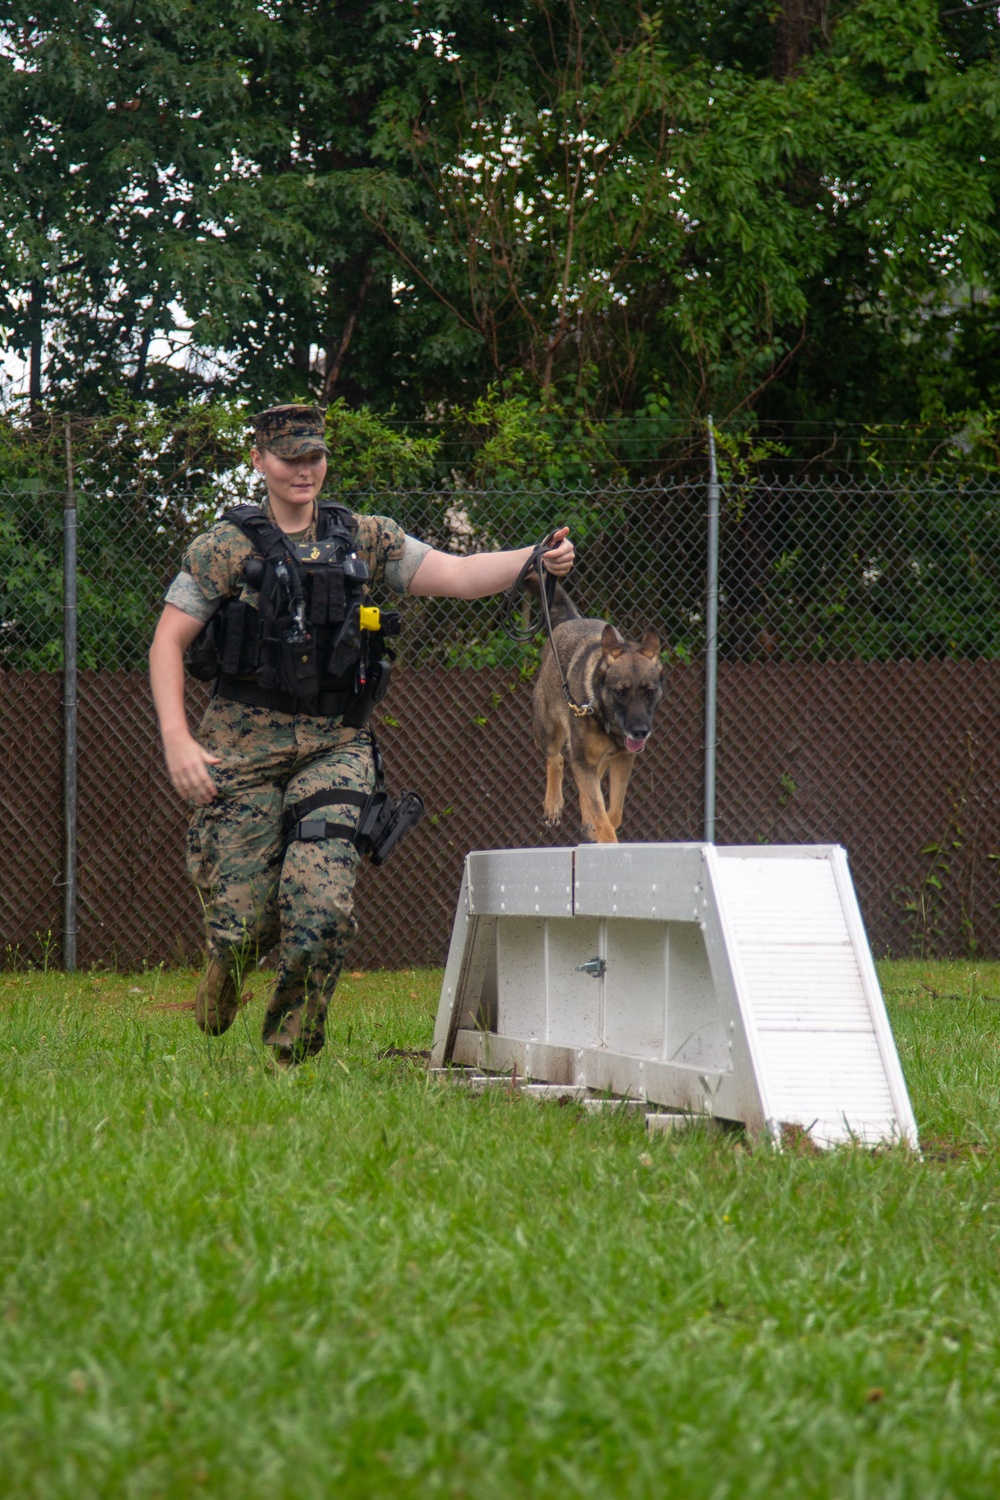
[625,735,647,753]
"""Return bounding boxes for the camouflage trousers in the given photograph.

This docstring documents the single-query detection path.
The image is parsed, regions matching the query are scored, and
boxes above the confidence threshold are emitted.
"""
[186,698,377,1059]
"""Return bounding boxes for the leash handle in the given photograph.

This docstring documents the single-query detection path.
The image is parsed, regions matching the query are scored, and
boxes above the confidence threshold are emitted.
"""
[498,531,595,719]
[499,531,560,644]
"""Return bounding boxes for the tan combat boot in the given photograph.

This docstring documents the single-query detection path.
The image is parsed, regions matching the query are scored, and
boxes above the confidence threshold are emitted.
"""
[195,958,240,1035]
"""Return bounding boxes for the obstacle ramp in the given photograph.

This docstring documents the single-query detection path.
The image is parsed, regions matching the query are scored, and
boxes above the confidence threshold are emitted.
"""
[431,843,918,1150]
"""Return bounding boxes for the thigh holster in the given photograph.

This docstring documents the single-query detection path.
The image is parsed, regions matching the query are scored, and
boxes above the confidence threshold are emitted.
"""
[284,786,424,866]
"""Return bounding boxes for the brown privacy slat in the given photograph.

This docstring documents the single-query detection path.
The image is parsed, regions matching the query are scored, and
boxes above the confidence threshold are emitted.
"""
[1,661,999,969]
[0,672,64,963]
[713,659,1000,960]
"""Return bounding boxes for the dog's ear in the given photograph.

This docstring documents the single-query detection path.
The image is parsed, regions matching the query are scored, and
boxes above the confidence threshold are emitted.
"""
[601,623,625,658]
[639,628,661,660]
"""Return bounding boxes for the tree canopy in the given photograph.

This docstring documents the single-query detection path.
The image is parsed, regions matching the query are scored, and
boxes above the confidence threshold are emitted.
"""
[2,0,999,446]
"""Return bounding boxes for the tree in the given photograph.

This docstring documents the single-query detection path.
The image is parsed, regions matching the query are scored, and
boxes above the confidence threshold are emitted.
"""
[357,0,1000,430]
[2,1,1000,440]
[0,1,260,406]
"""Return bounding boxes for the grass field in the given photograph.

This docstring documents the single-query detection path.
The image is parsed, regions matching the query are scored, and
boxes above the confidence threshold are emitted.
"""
[1,960,1000,1498]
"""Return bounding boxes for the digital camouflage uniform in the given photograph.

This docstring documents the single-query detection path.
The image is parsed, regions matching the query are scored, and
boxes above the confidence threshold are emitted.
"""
[166,407,429,1061]
[184,697,375,1058]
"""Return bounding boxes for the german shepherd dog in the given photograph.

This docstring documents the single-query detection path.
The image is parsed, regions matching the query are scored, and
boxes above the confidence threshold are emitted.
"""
[531,582,664,844]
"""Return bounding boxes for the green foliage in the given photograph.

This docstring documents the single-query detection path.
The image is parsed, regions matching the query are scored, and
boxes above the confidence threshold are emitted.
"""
[5,431,1000,672]
[720,477,1000,660]
[3,2,1000,438]
[364,0,1000,430]
[943,408,1000,471]
[0,482,63,668]
[0,398,445,498]
[439,386,627,552]
[324,400,440,495]
[440,632,542,673]
[463,386,620,492]
[0,1,258,406]
[0,400,445,669]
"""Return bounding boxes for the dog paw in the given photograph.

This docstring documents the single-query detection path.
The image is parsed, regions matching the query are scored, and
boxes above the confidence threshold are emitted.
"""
[542,811,563,828]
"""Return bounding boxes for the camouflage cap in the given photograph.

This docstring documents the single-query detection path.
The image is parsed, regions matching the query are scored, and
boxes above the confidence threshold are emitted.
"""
[251,404,329,458]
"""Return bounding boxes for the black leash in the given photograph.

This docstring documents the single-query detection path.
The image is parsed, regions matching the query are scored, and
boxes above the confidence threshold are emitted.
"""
[500,533,594,718]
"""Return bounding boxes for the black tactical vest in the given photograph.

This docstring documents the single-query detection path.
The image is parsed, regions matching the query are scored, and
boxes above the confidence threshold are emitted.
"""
[186,502,399,718]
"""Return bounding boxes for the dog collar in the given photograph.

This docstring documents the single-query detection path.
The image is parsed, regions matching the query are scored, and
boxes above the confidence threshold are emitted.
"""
[564,686,595,718]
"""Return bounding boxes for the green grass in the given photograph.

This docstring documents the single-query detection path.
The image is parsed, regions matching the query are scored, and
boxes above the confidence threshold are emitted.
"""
[1,960,1000,1497]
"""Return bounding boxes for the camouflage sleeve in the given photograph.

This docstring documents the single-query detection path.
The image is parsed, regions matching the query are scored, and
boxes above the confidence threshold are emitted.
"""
[178,523,252,609]
[164,570,219,622]
[354,515,428,596]
[385,536,432,595]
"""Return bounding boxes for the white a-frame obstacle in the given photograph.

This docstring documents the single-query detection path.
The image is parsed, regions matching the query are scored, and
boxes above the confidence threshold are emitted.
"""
[431,844,919,1149]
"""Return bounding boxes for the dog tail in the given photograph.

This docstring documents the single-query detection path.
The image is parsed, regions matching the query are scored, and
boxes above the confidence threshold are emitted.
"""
[524,571,581,625]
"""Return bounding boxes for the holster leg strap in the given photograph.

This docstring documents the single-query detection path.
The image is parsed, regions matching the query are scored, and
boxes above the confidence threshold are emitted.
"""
[291,818,360,843]
[284,788,370,845]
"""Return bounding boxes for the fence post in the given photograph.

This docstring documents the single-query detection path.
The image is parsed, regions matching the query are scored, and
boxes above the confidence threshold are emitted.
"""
[63,418,78,970]
[704,415,720,844]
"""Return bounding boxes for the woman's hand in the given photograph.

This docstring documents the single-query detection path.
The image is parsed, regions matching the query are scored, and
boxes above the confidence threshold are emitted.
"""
[541,526,575,577]
[163,732,221,805]
[150,605,222,803]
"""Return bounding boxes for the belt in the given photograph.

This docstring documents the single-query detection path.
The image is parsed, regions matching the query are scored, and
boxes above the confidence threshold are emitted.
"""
[215,679,353,717]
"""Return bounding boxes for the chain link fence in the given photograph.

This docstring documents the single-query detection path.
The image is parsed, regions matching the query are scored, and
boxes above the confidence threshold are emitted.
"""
[2,468,999,970]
